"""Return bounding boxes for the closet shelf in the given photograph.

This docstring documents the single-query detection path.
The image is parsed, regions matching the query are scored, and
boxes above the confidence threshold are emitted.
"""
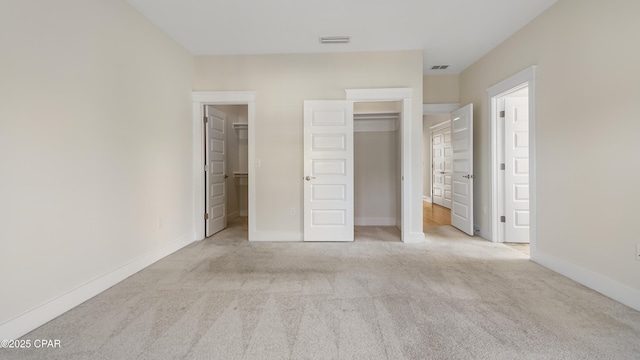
[232,123,248,139]
[353,112,399,133]
[233,171,248,185]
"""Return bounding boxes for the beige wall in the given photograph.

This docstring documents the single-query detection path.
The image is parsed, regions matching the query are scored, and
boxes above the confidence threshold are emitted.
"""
[423,75,459,104]
[0,0,193,330]
[460,0,640,297]
[194,51,423,238]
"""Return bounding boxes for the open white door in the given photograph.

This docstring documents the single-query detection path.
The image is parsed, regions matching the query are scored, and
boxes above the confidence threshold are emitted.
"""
[205,106,227,237]
[504,97,530,243]
[451,104,474,236]
[303,100,354,242]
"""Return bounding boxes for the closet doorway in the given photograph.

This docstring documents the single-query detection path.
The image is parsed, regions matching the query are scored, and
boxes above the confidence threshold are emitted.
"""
[303,88,416,243]
[205,105,249,237]
[353,101,402,235]
[192,91,256,242]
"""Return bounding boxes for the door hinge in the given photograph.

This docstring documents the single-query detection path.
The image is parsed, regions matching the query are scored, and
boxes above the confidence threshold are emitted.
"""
[203,116,208,124]
[500,216,506,223]
[204,213,209,220]
[500,163,505,170]
[499,111,505,118]
[204,164,208,172]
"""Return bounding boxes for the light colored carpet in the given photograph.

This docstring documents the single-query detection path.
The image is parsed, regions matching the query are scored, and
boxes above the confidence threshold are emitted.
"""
[4,219,640,360]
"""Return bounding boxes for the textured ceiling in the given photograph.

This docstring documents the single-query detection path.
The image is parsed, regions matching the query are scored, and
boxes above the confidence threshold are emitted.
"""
[126,0,558,74]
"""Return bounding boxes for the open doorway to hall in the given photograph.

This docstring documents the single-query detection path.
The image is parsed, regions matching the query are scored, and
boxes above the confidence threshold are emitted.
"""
[423,201,451,227]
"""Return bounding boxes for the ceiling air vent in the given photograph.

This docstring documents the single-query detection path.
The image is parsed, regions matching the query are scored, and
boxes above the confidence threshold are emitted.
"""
[319,36,350,44]
[431,65,449,70]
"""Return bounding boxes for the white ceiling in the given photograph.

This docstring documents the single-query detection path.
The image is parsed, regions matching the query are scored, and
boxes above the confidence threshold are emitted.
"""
[126,0,558,74]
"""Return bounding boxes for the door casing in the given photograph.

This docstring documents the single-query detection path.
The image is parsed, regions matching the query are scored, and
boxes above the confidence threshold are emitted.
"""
[345,88,418,243]
[192,91,256,241]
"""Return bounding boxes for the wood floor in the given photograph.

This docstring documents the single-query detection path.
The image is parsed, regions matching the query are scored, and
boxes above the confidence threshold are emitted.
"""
[423,201,451,227]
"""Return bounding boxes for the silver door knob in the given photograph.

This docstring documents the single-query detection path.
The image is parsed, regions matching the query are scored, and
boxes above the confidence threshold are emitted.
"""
[305,176,316,181]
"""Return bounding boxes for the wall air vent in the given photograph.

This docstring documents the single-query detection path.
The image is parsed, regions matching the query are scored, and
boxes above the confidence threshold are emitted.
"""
[431,65,450,70]
[319,36,350,44]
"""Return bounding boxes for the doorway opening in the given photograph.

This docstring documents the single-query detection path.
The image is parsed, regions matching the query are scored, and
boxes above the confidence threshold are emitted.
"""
[353,101,402,242]
[430,120,452,210]
[192,91,256,242]
[422,105,475,236]
[204,105,249,238]
[303,88,417,243]
[488,66,537,257]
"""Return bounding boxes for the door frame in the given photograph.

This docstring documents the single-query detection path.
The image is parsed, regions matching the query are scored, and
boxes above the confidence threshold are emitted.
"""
[345,88,419,243]
[192,91,256,241]
[487,66,537,254]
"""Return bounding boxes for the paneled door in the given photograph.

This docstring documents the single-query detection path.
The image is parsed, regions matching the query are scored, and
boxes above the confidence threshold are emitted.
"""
[504,97,530,243]
[303,100,354,242]
[205,106,227,237]
[432,126,452,209]
[451,104,474,236]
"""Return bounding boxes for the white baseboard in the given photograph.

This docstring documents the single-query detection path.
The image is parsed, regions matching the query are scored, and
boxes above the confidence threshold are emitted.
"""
[0,232,195,340]
[423,196,432,203]
[533,251,640,312]
[404,232,426,243]
[354,217,397,226]
[227,211,240,222]
[477,228,491,240]
[249,231,303,242]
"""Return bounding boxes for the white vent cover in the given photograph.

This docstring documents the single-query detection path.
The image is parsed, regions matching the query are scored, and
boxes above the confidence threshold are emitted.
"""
[319,36,350,44]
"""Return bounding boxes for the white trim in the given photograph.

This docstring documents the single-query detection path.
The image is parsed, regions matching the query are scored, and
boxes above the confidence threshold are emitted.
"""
[423,103,460,115]
[250,231,303,242]
[429,119,451,131]
[0,232,194,340]
[405,232,426,243]
[423,196,432,203]
[228,210,240,221]
[354,217,397,226]
[533,251,640,312]
[345,88,412,101]
[346,88,419,243]
[192,91,256,241]
[193,91,255,104]
[487,66,537,252]
[477,229,491,240]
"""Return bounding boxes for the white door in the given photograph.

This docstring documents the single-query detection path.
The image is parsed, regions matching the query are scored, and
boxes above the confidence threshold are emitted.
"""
[504,97,530,243]
[205,106,227,237]
[303,100,354,242]
[432,127,452,209]
[451,104,474,236]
